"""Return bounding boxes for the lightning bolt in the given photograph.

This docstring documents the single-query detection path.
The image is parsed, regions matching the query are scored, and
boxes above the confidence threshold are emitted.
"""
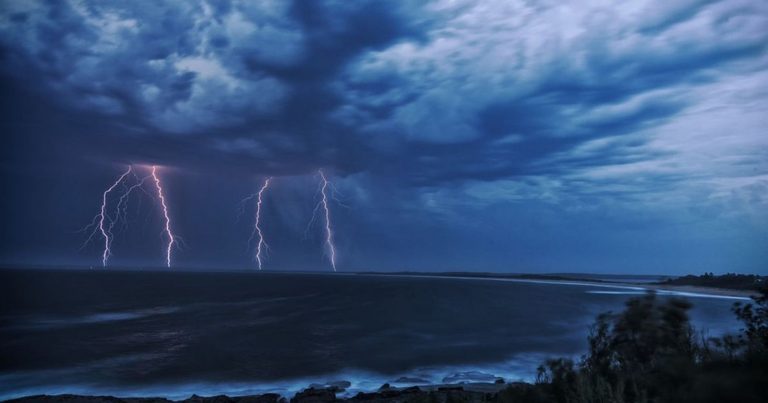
[82,165,180,268]
[109,173,151,237]
[90,166,133,267]
[318,169,337,271]
[247,177,272,270]
[151,166,176,268]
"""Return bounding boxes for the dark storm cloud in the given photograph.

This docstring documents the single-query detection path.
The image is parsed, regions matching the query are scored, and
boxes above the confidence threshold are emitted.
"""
[2,0,765,185]
[0,0,428,177]
[1,0,767,272]
[331,0,766,186]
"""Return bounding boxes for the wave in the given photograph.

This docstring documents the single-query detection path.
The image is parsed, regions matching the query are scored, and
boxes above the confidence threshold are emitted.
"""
[586,289,749,301]
[7,306,179,330]
[0,353,551,401]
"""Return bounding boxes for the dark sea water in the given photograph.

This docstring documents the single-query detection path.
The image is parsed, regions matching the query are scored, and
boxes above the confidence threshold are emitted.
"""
[0,269,747,400]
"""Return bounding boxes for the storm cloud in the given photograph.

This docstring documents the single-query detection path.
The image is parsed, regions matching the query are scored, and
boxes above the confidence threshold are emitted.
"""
[1,0,766,273]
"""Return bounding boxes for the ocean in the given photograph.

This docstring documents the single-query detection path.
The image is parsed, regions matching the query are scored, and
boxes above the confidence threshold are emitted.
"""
[0,269,747,400]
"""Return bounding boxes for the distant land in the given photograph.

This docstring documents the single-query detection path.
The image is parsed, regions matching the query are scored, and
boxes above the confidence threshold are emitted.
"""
[364,271,766,297]
[657,273,766,291]
[1,266,763,296]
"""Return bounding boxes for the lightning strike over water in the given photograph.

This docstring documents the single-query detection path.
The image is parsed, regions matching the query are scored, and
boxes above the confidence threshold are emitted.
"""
[109,173,151,236]
[151,166,176,268]
[94,166,133,267]
[318,170,337,271]
[250,177,272,270]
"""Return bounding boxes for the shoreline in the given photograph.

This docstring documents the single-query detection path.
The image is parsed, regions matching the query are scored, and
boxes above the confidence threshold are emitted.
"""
[2,270,757,402]
[7,381,519,403]
[1,267,759,300]
[0,362,545,403]
[348,272,755,300]
[635,283,755,299]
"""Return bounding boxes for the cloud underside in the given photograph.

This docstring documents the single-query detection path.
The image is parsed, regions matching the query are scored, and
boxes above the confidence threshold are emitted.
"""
[1,0,766,212]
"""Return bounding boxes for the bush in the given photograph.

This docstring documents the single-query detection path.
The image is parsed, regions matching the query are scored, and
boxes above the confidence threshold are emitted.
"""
[534,288,768,403]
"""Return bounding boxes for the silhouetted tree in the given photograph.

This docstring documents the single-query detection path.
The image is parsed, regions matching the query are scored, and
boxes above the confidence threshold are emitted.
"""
[732,286,768,357]
[536,288,768,403]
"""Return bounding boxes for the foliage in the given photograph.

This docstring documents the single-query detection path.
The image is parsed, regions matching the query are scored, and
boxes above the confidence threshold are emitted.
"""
[524,287,768,403]
[660,273,766,291]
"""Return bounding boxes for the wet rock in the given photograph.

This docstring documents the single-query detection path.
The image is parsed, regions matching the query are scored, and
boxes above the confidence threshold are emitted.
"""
[7,395,172,403]
[8,396,285,403]
[8,382,516,403]
[183,395,233,403]
[180,394,284,403]
[392,377,429,384]
[350,386,422,401]
[233,394,285,403]
[326,381,351,390]
[307,381,350,394]
[350,386,500,403]
[290,388,338,403]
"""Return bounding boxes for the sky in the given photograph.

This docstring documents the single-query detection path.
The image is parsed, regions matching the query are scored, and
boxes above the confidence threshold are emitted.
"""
[0,0,766,274]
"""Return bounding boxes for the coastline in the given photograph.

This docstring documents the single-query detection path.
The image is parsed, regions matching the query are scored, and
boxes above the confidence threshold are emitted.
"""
[635,283,755,299]
[6,381,518,403]
[350,272,756,300]
[0,361,546,403]
[2,271,757,402]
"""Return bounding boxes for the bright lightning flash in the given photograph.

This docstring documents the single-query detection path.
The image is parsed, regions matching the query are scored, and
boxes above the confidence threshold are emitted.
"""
[247,177,272,270]
[318,169,337,271]
[109,173,151,236]
[91,166,133,267]
[151,166,176,268]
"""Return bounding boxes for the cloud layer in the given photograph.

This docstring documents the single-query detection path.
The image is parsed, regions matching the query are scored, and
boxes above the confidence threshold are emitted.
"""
[1,0,766,272]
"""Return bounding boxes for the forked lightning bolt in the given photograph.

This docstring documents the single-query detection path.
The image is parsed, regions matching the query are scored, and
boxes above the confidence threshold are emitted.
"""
[151,166,176,268]
[246,177,272,270]
[318,169,337,271]
[92,166,133,267]
[109,173,151,236]
[83,165,180,268]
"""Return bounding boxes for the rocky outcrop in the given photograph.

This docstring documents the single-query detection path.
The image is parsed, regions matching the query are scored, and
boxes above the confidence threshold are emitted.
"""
[9,383,512,403]
[7,395,173,403]
[289,388,339,403]
[7,394,285,403]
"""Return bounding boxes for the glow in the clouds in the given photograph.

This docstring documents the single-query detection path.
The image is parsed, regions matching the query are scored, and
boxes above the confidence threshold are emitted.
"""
[151,166,176,268]
[318,169,337,271]
[251,177,272,270]
[96,166,133,267]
